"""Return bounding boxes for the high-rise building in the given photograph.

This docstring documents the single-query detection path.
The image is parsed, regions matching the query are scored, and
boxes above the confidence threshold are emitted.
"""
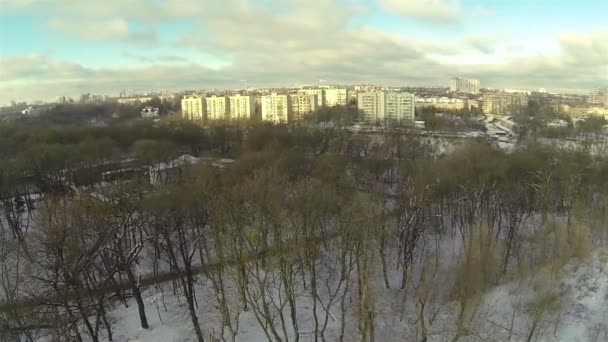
[261,93,290,123]
[298,89,325,107]
[324,88,348,107]
[385,92,415,124]
[229,94,255,119]
[358,91,386,122]
[205,95,230,120]
[358,91,415,124]
[450,77,480,94]
[482,93,528,115]
[181,95,205,121]
[589,88,608,107]
[289,94,318,120]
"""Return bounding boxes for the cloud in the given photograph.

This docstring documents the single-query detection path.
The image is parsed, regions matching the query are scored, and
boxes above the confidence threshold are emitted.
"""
[472,6,494,17]
[47,17,157,44]
[1,1,607,103]
[465,36,500,54]
[380,0,461,22]
[123,53,190,64]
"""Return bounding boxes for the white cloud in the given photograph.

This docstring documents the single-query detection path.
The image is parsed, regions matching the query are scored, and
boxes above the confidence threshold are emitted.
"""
[380,0,461,22]
[47,17,157,44]
[472,6,495,17]
[0,1,606,102]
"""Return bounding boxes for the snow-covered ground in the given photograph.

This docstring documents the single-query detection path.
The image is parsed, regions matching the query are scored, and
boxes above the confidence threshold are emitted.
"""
[28,246,608,342]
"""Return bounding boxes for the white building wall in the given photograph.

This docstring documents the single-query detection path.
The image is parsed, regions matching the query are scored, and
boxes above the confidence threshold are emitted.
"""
[261,93,290,123]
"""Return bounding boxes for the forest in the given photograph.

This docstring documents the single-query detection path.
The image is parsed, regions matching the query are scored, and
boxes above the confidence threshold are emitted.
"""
[1,110,608,341]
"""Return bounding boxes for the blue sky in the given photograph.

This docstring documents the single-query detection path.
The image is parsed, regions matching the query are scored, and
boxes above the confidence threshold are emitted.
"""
[0,0,606,103]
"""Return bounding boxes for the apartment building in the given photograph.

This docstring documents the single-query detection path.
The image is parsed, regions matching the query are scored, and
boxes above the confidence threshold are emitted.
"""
[181,95,205,121]
[358,91,386,122]
[205,95,230,120]
[289,94,318,120]
[358,91,415,124]
[261,93,290,123]
[589,88,608,107]
[482,92,528,115]
[385,92,415,124]
[229,94,255,119]
[450,77,480,94]
[324,88,348,107]
[298,88,325,107]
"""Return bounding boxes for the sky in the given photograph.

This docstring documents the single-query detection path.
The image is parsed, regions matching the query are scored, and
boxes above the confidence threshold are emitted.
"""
[0,0,607,104]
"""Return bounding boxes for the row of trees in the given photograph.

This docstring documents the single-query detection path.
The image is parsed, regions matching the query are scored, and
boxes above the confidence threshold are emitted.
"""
[2,110,608,340]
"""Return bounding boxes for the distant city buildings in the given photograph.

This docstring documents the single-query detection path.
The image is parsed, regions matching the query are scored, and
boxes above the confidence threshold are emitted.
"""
[450,77,480,94]
[324,88,348,107]
[181,95,205,121]
[358,91,415,124]
[116,96,153,105]
[358,91,385,122]
[385,92,415,124]
[415,97,474,111]
[229,94,255,119]
[298,88,325,107]
[80,93,109,103]
[482,92,528,115]
[354,84,378,92]
[589,88,608,107]
[205,95,230,120]
[289,94,318,120]
[261,93,290,123]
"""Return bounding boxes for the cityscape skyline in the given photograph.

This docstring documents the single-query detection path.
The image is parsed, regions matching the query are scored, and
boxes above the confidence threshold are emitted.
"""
[0,0,607,104]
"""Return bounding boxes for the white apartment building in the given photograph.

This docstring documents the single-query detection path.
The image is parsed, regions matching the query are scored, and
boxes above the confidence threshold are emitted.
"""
[358,91,415,124]
[289,94,318,120]
[589,88,608,107]
[298,88,325,107]
[261,93,290,123]
[324,88,348,107]
[450,77,480,94]
[385,92,415,124]
[181,95,205,121]
[206,95,230,120]
[358,91,386,122]
[229,94,255,119]
[482,93,528,115]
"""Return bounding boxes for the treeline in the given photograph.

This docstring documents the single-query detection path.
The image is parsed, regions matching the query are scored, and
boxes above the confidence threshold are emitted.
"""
[2,118,608,340]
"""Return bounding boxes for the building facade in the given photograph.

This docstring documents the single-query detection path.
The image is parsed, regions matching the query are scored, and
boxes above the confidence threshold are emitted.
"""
[289,94,318,120]
[261,93,290,123]
[298,89,325,107]
[324,88,348,107]
[589,89,608,107]
[229,94,255,119]
[385,92,415,124]
[181,95,205,121]
[358,91,386,122]
[450,77,480,94]
[205,95,230,120]
[482,93,528,115]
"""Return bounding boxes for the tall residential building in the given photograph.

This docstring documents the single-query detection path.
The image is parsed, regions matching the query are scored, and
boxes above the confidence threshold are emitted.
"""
[324,88,348,107]
[289,94,318,120]
[229,94,255,119]
[450,77,480,94]
[205,95,230,120]
[482,93,528,115]
[385,92,415,124]
[589,88,608,107]
[181,95,205,121]
[298,88,325,107]
[261,93,290,123]
[358,91,386,122]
